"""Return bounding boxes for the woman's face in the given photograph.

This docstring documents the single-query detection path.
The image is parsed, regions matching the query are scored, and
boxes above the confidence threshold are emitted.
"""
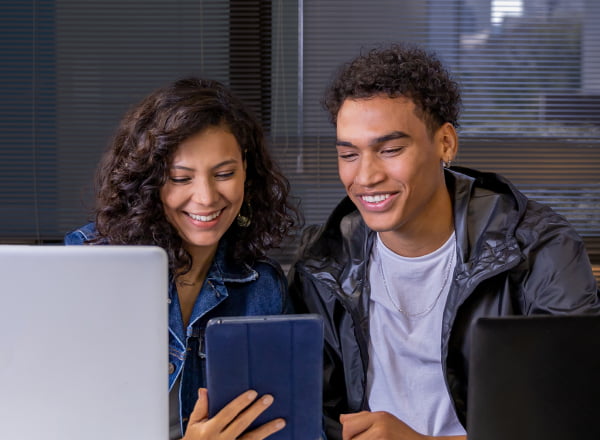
[160,126,246,256]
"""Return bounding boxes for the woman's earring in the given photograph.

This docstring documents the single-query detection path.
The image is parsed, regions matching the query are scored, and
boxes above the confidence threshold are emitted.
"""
[236,203,252,227]
[443,159,452,168]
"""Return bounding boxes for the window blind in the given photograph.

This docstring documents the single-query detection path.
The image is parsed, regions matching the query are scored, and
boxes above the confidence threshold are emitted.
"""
[2,0,599,269]
[269,0,600,264]
[0,0,257,243]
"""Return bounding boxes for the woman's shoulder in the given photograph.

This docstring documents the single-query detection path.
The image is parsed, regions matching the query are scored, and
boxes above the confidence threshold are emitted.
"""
[255,257,293,312]
[252,256,287,284]
[64,222,98,245]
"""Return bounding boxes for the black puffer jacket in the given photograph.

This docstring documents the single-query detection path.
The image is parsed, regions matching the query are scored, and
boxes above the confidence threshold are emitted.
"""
[289,167,600,440]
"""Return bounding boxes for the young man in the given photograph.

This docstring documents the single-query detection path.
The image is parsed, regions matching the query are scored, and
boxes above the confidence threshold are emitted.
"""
[288,43,600,440]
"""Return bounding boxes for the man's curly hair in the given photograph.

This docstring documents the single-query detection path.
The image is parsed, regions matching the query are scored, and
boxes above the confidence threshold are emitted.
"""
[92,77,299,277]
[323,43,462,136]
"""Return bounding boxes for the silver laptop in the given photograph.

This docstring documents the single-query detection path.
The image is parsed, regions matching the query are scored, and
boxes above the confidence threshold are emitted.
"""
[0,245,169,440]
[467,315,600,440]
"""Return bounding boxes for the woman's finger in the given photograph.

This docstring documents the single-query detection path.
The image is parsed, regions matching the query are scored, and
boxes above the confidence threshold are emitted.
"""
[239,417,286,440]
[187,388,209,425]
[222,394,278,439]
[210,389,259,432]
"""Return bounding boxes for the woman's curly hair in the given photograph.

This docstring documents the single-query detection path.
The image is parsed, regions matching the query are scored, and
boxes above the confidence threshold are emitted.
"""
[322,43,462,136]
[92,77,299,276]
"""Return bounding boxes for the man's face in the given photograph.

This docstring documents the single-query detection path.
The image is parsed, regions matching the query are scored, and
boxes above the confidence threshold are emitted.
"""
[335,95,455,253]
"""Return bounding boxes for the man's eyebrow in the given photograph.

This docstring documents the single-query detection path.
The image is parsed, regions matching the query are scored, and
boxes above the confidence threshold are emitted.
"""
[370,131,410,146]
[336,131,410,148]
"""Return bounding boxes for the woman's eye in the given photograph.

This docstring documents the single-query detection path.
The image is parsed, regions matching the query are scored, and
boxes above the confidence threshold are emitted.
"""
[216,171,235,179]
[169,176,190,183]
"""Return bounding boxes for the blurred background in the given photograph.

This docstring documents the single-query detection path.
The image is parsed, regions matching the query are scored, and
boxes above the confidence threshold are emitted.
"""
[1,0,598,278]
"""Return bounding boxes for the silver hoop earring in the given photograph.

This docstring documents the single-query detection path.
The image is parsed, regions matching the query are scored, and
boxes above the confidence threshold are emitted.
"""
[443,159,452,168]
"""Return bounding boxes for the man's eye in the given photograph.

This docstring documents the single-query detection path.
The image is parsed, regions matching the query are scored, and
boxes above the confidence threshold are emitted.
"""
[338,153,357,160]
[381,147,404,155]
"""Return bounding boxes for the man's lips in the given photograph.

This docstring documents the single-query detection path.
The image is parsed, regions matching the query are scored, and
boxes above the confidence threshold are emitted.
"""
[360,193,391,203]
[354,192,398,211]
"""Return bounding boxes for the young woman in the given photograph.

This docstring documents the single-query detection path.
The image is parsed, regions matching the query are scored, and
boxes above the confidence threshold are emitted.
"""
[65,77,300,440]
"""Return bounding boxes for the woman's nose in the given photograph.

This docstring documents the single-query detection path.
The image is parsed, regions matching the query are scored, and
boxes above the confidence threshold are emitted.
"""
[190,179,218,205]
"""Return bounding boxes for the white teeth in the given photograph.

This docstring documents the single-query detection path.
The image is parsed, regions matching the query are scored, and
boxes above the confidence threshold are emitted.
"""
[188,210,222,222]
[362,194,390,203]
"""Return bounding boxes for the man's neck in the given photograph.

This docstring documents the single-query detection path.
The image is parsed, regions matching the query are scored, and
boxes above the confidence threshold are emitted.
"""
[379,223,455,258]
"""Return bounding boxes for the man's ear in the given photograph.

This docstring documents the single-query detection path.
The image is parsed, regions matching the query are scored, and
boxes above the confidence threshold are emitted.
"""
[438,122,458,163]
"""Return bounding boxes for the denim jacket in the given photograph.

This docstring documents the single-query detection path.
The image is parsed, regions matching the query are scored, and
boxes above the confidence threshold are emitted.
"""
[64,222,290,435]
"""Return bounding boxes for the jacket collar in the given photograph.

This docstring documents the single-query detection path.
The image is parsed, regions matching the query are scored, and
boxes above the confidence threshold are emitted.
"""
[208,237,258,284]
[446,166,527,266]
[167,238,258,306]
[306,166,528,276]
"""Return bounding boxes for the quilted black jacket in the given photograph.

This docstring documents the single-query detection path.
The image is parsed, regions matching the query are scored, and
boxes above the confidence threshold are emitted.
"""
[289,167,600,440]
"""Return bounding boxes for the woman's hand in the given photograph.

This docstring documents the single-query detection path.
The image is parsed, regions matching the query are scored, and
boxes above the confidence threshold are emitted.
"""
[182,388,286,440]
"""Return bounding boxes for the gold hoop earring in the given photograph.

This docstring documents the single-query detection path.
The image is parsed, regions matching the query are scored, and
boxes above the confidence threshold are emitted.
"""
[236,202,252,227]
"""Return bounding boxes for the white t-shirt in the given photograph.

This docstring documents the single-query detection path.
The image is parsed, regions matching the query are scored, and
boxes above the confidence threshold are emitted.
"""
[366,232,466,436]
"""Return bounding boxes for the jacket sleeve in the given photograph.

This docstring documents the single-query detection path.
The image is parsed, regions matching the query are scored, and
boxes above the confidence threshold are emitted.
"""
[64,229,87,245]
[63,222,97,245]
[516,201,600,314]
[289,264,345,440]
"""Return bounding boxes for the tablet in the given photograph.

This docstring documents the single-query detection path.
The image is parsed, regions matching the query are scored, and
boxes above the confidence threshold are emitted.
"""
[205,314,324,440]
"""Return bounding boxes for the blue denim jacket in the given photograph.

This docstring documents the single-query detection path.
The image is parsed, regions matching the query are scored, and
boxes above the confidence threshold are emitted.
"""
[64,222,290,435]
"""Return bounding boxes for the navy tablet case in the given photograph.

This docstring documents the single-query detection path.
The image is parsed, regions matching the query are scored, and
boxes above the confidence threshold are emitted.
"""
[205,314,324,440]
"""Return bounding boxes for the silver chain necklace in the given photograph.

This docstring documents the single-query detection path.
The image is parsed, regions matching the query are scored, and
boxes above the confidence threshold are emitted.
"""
[377,240,456,319]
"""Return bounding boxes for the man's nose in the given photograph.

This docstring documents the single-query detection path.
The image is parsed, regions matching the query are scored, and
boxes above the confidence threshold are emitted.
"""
[353,155,384,188]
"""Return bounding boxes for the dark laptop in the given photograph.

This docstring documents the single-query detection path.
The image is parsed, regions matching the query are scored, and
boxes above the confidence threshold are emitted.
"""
[467,315,600,440]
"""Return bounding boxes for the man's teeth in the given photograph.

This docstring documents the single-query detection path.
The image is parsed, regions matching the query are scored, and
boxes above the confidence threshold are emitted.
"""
[188,210,221,222]
[362,194,390,203]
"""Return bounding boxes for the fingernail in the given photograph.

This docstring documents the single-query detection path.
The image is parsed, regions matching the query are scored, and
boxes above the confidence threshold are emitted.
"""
[262,394,274,405]
[275,419,286,429]
[247,390,258,400]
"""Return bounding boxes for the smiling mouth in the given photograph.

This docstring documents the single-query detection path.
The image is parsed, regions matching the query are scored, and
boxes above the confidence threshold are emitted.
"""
[360,194,391,203]
[186,209,223,222]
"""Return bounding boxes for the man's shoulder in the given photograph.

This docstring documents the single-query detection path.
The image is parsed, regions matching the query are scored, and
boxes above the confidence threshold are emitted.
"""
[298,204,366,260]
[452,167,586,258]
[517,197,583,245]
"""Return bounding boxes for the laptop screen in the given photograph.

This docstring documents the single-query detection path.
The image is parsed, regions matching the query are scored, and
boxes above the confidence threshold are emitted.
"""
[467,315,600,440]
[0,245,169,440]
